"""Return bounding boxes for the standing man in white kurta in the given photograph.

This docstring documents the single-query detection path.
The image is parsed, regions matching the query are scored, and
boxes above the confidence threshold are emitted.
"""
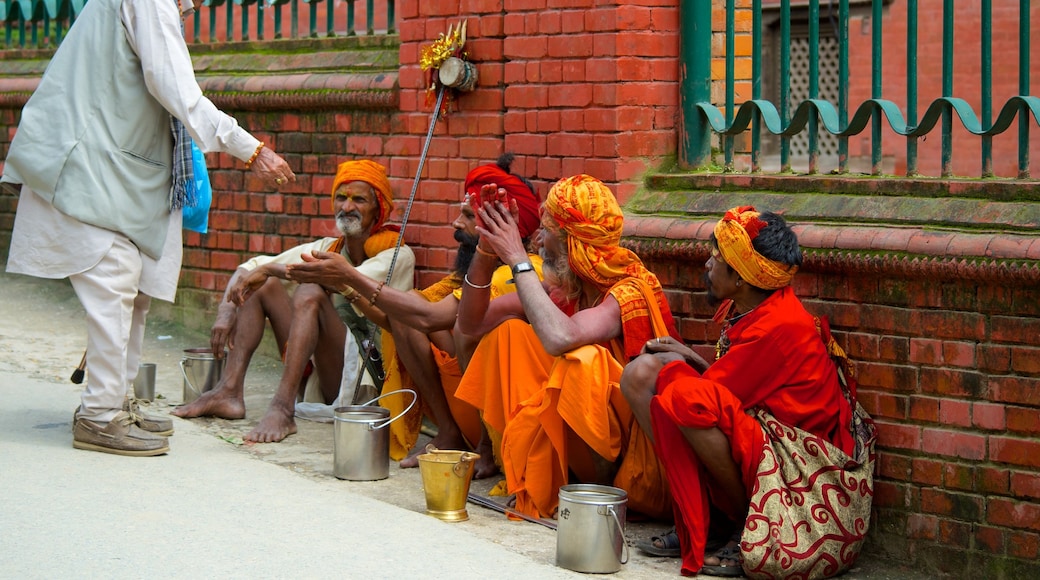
[2,0,294,456]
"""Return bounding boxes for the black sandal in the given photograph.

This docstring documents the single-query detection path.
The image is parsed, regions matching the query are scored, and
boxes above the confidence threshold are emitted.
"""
[699,534,744,577]
[635,527,681,558]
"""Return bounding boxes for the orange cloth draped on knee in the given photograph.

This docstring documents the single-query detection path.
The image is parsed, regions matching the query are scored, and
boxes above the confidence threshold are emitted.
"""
[379,328,424,461]
[455,319,669,519]
[430,344,483,448]
[651,362,766,576]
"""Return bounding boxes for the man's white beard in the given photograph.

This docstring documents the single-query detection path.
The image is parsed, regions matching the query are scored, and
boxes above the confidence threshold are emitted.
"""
[337,216,363,237]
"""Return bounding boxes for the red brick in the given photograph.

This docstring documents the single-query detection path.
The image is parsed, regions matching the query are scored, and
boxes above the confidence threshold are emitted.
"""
[988,497,1040,532]
[971,401,1007,431]
[1008,531,1040,559]
[921,488,983,521]
[874,393,908,420]
[977,343,1011,373]
[875,420,922,451]
[857,362,919,393]
[988,376,1040,406]
[911,338,944,365]
[1011,471,1040,501]
[921,428,986,460]
[906,513,939,540]
[975,525,1006,554]
[1011,346,1040,374]
[943,463,975,491]
[973,467,1006,494]
[990,316,1039,345]
[911,457,943,486]
[1007,407,1040,435]
[909,396,940,422]
[990,436,1040,469]
[879,453,913,481]
[920,368,985,398]
[878,335,909,363]
[941,341,976,367]
[939,519,972,549]
[939,399,972,428]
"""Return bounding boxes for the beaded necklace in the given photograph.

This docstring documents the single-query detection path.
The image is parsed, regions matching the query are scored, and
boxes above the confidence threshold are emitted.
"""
[714,306,757,360]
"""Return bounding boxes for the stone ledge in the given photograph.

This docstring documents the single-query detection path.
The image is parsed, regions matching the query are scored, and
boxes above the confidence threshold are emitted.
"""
[648,173,1040,202]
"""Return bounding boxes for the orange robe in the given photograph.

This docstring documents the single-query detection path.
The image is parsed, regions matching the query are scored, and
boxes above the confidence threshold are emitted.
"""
[651,286,854,575]
[456,276,680,520]
[381,257,544,459]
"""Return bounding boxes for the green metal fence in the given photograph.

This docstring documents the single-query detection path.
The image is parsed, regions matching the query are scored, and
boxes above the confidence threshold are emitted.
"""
[681,0,1040,179]
[0,0,395,47]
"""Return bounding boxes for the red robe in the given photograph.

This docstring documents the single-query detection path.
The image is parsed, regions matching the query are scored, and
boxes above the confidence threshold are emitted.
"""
[651,286,854,575]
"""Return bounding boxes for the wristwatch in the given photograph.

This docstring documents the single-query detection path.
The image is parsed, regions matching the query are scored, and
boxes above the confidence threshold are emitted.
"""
[511,261,536,277]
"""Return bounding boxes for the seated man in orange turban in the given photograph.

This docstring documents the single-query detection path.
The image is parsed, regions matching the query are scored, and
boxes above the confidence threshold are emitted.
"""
[620,207,861,577]
[455,174,679,521]
[173,160,414,443]
[287,154,543,479]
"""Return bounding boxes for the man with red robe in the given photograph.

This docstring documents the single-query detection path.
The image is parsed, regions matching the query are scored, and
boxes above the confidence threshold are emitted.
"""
[620,206,855,577]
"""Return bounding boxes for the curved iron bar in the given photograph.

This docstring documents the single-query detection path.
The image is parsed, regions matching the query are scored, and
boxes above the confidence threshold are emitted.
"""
[697,95,1040,143]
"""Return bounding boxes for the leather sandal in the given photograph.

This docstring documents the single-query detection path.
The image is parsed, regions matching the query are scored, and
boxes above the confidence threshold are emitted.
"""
[699,534,745,577]
[635,527,681,558]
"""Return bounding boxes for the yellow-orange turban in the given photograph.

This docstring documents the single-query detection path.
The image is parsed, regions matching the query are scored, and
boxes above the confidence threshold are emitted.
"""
[331,160,394,232]
[714,205,798,289]
[544,174,643,290]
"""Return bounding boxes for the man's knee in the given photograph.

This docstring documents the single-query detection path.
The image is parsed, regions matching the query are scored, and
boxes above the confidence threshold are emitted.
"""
[620,354,663,402]
[291,283,331,311]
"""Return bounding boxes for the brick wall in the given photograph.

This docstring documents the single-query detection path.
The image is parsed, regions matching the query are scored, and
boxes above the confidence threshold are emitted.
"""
[0,1,1038,576]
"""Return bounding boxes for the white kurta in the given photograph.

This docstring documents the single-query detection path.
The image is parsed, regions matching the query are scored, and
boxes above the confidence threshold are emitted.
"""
[6,0,260,303]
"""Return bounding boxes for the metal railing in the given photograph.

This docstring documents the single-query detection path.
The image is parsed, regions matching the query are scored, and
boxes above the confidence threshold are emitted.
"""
[681,0,1040,179]
[0,0,396,48]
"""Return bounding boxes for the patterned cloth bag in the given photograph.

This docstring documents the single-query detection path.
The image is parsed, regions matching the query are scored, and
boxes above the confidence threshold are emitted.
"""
[741,317,878,580]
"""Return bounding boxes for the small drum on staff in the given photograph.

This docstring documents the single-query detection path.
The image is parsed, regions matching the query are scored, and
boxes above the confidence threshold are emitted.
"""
[438,57,478,92]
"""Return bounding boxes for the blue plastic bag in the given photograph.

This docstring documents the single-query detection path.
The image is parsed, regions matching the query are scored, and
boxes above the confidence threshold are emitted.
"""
[182,142,212,233]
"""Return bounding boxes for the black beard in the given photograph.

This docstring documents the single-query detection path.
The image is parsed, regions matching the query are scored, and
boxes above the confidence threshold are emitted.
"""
[453,230,480,277]
[703,270,722,307]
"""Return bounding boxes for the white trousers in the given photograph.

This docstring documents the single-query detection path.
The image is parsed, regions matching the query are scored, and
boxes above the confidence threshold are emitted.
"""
[69,236,151,422]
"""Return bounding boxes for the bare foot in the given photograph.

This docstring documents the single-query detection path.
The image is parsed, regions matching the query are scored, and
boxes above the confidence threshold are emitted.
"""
[398,434,470,469]
[172,389,245,419]
[244,409,297,443]
[473,435,499,479]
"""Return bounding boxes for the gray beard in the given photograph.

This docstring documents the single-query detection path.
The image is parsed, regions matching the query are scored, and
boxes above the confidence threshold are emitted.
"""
[337,216,363,237]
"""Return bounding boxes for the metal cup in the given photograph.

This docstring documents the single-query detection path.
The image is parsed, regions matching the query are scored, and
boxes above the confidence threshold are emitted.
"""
[133,363,157,402]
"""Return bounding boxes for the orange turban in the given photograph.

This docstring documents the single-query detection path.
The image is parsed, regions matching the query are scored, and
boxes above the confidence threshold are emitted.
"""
[544,174,643,290]
[464,164,540,239]
[331,160,394,232]
[714,205,798,289]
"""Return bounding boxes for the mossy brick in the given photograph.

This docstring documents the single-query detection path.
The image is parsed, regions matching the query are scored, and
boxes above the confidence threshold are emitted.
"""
[943,463,976,491]
[920,368,985,398]
[1007,531,1040,559]
[879,452,913,481]
[921,488,983,521]
[975,525,1007,554]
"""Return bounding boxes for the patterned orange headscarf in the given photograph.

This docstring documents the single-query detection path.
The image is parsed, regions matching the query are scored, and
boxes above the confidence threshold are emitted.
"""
[331,160,394,233]
[714,205,798,289]
[543,174,640,291]
[544,174,679,358]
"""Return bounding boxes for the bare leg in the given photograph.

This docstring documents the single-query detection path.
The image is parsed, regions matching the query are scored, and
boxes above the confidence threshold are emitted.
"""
[393,319,469,467]
[619,353,664,445]
[682,426,747,518]
[246,284,343,443]
[174,278,294,419]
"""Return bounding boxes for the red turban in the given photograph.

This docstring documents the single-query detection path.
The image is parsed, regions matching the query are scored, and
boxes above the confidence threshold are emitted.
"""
[464,164,540,239]
[331,160,394,232]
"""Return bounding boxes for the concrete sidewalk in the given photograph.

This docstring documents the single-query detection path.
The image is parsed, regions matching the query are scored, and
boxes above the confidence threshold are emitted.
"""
[0,272,933,579]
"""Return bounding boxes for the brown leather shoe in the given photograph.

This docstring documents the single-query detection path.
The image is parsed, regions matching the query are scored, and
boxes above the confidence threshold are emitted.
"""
[73,411,169,456]
[124,396,174,436]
